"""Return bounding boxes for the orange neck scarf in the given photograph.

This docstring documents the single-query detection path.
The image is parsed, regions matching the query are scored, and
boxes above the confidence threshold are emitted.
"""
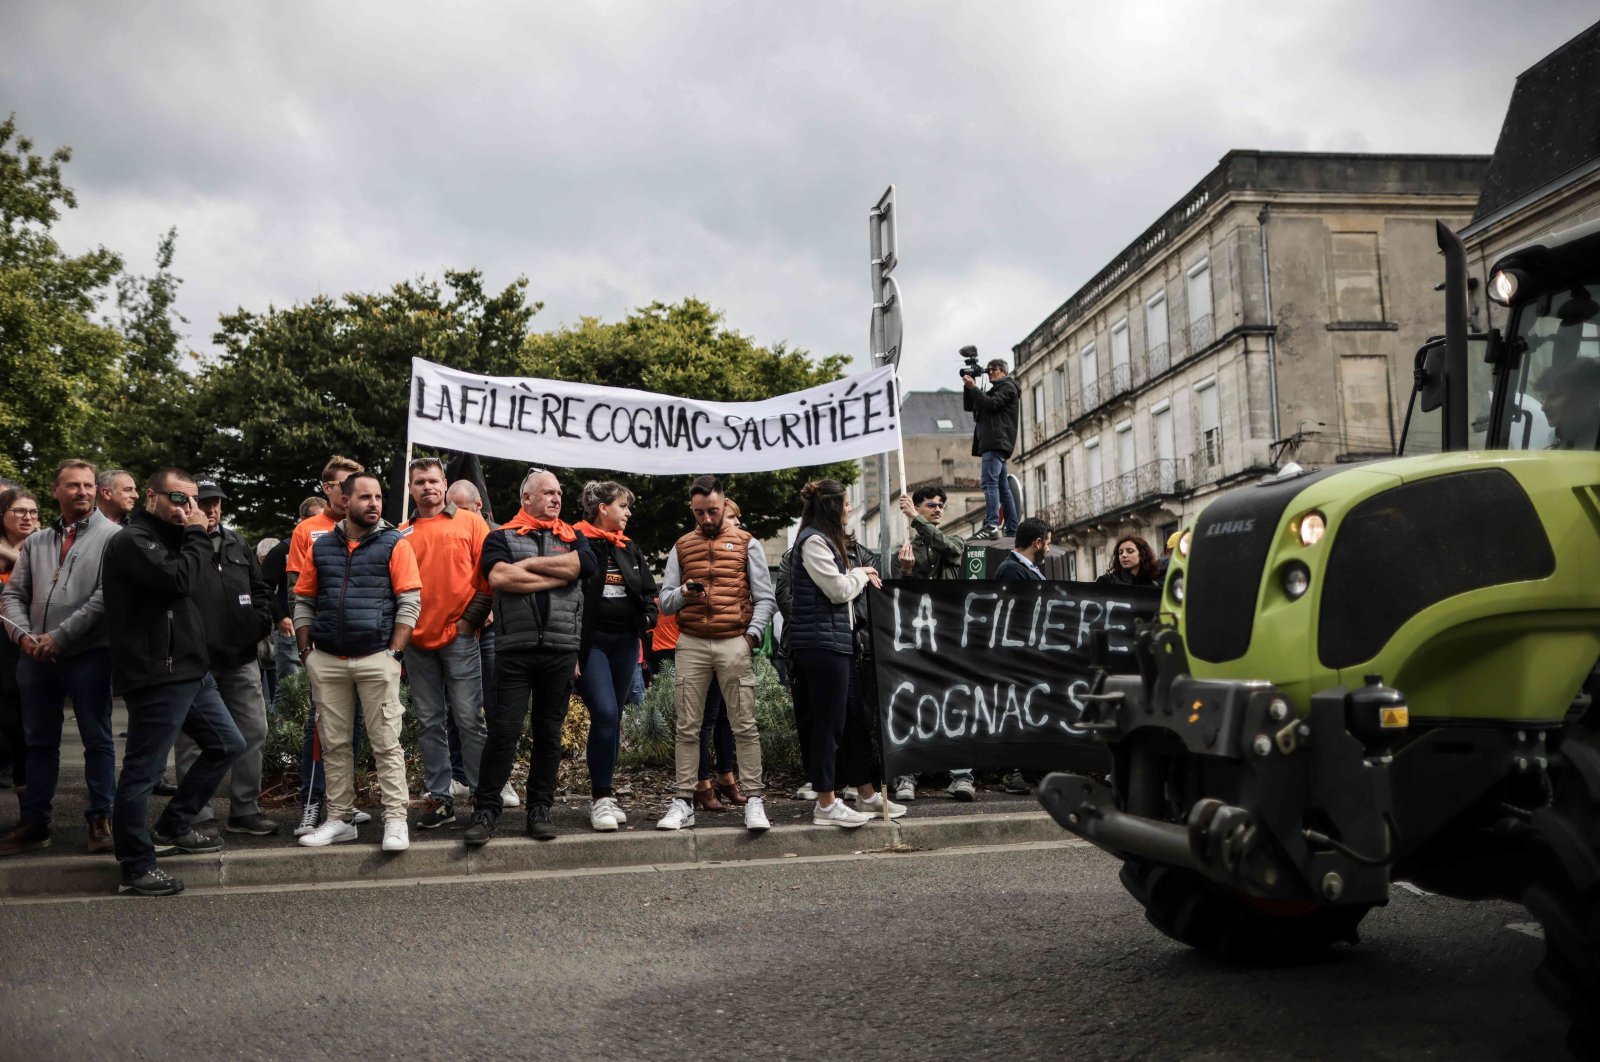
[505,508,578,542]
[574,519,628,548]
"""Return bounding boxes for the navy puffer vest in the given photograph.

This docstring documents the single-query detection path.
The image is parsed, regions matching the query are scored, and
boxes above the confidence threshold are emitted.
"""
[309,523,400,657]
[787,527,854,656]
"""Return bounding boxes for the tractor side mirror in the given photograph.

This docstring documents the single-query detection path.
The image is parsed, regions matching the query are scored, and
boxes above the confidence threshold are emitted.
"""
[1416,339,1446,413]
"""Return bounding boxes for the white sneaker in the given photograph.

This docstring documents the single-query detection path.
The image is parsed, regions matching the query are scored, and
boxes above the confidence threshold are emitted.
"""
[744,796,770,832]
[858,792,908,819]
[610,803,628,825]
[794,782,818,801]
[382,821,409,852]
[813,799,872,828]
[893,776,917,802]
[352,809,372,825]
[299,818,358,847]
[947,776,977,802]
[500,782,521,808]
[656,798,695,831]
[590,797,620,832]
[842,786,860,802]
[450,780,471,801]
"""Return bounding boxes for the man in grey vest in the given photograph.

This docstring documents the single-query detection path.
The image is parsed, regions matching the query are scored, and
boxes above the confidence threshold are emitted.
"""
[464,470,595,846]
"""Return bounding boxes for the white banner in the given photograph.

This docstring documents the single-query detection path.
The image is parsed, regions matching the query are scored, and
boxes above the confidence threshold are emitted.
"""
[408,358,902,474]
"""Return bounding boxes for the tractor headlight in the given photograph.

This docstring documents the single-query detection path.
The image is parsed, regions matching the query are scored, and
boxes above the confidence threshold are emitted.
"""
[1297,511,1326,547]
[1282,561,1311,600]
[1177,530,1191,558]
[1169,571,1184,605]
[1488,269,1519,306]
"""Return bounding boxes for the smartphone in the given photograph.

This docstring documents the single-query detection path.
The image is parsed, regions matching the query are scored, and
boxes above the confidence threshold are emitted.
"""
[685,580,705,593]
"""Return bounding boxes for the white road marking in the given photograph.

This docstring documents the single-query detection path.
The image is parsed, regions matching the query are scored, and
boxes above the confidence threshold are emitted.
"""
[1504,922,1545,940]
[1395,882,1433,898]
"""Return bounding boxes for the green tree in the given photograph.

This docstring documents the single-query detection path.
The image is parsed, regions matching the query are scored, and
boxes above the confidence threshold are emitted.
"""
[520,298,858,560]
[0,115,125,488]
[99,226,198,476]
[193,270,540,537]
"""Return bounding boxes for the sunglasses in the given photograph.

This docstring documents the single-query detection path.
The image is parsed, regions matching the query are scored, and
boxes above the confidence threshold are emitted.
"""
[164,491,197,507]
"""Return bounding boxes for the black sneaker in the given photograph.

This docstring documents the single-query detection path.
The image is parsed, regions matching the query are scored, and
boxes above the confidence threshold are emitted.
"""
[526,804,556,841]
[971,526,1001,541]
[1002,771,1031,795]
[225,813,280,836]
[120,866,184,896]
[463,809,497,847]
[151,827,224,856]
[416,798,456,830]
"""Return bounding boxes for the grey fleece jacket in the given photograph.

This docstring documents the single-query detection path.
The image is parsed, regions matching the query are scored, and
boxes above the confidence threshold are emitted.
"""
[0,509,119,656]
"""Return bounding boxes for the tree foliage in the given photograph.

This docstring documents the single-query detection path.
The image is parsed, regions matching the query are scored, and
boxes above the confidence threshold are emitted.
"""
[0,114,126,486]
[194,271,540,537]
[520,299,858,560]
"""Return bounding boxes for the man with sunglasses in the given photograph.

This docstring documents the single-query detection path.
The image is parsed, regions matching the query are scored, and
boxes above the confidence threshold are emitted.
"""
[105,468,246,896]
[890,485,977,802]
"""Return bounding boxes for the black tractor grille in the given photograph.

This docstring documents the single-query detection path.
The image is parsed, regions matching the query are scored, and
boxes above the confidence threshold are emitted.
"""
[1318,469,1554,669]
[1187,467,1337,663]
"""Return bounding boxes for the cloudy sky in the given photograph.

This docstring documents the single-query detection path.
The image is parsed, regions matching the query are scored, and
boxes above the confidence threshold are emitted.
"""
[3,2,1592,394]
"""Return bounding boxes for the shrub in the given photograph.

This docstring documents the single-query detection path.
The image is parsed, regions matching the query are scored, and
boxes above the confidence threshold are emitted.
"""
[621,655,800,774]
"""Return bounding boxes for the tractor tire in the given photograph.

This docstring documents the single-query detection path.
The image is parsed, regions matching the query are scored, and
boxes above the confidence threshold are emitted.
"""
[1522,731,1600,1060]
[1119,861,1373,964]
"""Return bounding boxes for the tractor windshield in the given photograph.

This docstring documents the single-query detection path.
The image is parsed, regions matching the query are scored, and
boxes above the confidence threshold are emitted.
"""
[1501,281,1600,451]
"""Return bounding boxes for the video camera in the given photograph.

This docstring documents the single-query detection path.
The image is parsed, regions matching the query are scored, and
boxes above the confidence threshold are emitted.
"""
[958,344,983,381]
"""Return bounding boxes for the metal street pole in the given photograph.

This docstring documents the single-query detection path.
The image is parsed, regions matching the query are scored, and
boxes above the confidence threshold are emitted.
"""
[869,186,905,569]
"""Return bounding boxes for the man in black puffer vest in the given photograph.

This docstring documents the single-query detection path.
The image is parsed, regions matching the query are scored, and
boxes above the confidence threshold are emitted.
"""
[293,473,422,854]
[106,467,246,897]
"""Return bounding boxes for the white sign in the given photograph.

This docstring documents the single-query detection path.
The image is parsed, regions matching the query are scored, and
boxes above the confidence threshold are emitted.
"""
[408,358,903,474]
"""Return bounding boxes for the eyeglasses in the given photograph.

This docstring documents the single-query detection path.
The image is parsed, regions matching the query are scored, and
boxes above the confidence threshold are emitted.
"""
[164,491,197,507]
[6,508,39,519]
[922,502,946,510]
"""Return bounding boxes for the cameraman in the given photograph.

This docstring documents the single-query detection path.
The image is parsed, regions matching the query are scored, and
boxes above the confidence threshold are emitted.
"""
[962,354,1020,540]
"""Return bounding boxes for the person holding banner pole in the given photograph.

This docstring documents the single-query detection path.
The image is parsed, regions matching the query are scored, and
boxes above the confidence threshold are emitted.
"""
[786,479,886,829]
[656,476,774,834]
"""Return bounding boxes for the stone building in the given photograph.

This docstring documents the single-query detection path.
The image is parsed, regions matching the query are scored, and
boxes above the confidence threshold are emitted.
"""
[1010,150,1488,579]
[849,389,984,558]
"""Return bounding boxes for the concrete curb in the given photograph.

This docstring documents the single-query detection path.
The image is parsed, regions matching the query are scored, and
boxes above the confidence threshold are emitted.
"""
[0,812,1067,899]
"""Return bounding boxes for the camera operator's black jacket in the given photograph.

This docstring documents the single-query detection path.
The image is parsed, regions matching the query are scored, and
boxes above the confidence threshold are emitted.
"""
[964,373,1020,458]
[201,525,274,670]
[102,509,218,695]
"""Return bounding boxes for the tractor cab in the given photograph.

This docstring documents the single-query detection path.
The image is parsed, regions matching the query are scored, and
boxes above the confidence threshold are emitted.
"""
[1403,218,1600,456]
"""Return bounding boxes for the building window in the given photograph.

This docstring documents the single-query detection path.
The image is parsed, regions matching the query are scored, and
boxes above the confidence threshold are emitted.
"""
[1330,232,1384,321]
[1032,382,1046,434]
[1035,466,1049,509]
[1080,343,1099,410]
[1145,292,1169,375]
[1193,377,1221,472]
[1110,318,1131,393]
[1052,363,1069,411]
[1085,435,1103,487]
[941,458,955,482]
[1186,260,1213,350]
[1059,453,1070,498]
[935,418,954,431]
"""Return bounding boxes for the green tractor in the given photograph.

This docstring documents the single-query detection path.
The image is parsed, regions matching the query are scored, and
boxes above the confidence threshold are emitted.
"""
[1039,218,1600,1055]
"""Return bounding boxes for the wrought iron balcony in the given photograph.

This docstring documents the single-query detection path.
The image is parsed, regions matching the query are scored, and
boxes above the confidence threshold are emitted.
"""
[1097,362,1134,404]
[1188,313,1214,352]
[1051,458,1188,529]
[1147,341,1170,378]
[1189,429,1224,485]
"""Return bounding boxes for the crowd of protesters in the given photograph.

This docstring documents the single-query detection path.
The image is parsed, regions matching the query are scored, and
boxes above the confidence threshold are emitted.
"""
[0,452,1162,897]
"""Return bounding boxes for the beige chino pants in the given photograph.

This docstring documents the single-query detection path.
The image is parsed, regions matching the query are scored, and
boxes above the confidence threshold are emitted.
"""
[673,632,763,800]
[305,649,409,824]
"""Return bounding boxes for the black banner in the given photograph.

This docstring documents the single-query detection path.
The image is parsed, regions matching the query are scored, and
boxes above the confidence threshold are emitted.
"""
[866,580,1160,777]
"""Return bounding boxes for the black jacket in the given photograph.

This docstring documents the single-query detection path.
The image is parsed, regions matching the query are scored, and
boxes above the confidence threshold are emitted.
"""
[102,509,217,695]
[202,526,275,669]
[580,531,659,648]
[964,374,1020,458]
[261,538,291,623]
[994,551,1044,582]
[1097,567,1159,589]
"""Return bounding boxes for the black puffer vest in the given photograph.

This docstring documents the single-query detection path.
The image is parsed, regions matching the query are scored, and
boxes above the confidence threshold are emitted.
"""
[787,527,854,656]
[309,523,400,657]
[493,528,585,654]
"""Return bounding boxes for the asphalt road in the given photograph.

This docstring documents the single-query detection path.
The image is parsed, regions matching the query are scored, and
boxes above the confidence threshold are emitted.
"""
[0,843,1567,1061]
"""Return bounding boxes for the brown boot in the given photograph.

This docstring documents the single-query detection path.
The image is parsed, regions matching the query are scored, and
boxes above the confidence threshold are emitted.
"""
[693,782,725,812]
[86,815,113,854]
[715,775,747,806]
[0,820,51,857]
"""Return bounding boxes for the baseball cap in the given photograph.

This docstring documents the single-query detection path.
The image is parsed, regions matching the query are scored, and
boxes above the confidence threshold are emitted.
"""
[195,478,229,501]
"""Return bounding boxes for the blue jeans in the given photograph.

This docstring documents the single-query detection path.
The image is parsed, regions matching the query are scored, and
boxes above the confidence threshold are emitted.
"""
[409,634,487,800]
[272,629,301,688]
[575,628,639,798]
[981,449,1019,534]
[697,680,735,781]
[16,648,115,824]
[112,674,244,877]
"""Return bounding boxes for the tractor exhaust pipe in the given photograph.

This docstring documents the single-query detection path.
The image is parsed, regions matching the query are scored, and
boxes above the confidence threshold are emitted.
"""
[1436,220,1471,450]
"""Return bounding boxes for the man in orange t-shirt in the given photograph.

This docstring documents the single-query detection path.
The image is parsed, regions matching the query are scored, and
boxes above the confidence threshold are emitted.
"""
[293,472,422,853]
[399,457,492,828]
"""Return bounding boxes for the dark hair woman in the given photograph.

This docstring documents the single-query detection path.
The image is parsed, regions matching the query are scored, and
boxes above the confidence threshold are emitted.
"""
[1097,534,1159,587]
[574,480,658,833]
[786,479,888,828]
[0,487,41,789]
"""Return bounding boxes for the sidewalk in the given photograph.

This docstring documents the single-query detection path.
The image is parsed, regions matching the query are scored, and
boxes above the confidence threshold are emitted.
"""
[0,702,1067,899]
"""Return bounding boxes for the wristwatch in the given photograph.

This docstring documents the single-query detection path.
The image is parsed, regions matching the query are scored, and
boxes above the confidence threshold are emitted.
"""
[385,648,404,662]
